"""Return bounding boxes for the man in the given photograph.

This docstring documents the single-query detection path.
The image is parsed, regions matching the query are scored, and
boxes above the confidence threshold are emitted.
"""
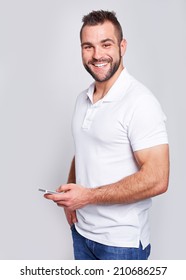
[45,10,169,260]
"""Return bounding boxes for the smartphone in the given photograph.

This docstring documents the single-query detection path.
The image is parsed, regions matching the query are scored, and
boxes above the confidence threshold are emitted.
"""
[38,188,59,194]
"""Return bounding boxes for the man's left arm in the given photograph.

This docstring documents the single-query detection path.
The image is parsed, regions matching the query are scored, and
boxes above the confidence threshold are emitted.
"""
[45,144,169,210]
[91,143,169,205]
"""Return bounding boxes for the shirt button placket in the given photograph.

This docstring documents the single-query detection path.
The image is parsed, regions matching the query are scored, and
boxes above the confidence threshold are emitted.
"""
[82,105,97,130]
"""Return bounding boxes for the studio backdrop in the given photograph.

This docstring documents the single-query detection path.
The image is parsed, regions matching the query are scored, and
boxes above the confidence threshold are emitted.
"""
[0,0,185,259]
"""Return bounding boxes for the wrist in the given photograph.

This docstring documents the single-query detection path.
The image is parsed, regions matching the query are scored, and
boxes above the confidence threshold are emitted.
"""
[86,187,97,205]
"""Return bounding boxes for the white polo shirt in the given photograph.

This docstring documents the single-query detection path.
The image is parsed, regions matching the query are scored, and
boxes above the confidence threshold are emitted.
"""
[72,68,168,248]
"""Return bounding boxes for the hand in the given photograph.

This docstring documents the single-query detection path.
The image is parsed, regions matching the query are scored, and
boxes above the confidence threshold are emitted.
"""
[44,183,91,211]
[64,208,78,226]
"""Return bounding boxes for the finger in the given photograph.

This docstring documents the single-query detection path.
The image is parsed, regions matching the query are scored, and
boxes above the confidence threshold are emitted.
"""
[64,208,72,225]
[44,193,54,200]
[67,211,77,225]
[44,194,65,205]
[71,211,78,223]
[57,184,72,193]
[68,214,74,226]
[57,202,66,207]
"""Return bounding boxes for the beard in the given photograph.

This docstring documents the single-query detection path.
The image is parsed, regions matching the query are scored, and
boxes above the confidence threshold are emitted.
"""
[83,56,122,82]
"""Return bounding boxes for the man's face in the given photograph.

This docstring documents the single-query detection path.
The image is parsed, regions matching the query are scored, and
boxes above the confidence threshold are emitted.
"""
[81,21,126,83]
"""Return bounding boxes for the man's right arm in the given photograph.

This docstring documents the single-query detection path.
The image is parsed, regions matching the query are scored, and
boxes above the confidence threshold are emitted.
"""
[67,156,76,184]
[64,157,78,225]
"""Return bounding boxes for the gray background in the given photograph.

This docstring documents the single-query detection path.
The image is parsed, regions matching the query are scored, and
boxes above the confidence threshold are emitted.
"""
[0,0,185,259]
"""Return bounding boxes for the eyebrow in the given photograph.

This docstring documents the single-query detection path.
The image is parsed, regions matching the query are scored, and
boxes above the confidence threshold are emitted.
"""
[81,38,115,47]
[101,38,115,44]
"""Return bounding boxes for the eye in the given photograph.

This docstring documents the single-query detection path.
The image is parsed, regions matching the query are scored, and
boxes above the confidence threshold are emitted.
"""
[83,45,93,50]
[102,43,111,48]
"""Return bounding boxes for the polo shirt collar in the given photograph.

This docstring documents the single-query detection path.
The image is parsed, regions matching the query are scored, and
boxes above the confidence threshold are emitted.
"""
[86,68,130,104]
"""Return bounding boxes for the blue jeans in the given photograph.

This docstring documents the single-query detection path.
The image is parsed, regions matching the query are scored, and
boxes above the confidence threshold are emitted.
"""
[71,225,151,260]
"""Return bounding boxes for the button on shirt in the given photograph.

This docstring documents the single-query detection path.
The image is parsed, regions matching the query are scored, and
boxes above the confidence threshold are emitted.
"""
[72,68,168,248]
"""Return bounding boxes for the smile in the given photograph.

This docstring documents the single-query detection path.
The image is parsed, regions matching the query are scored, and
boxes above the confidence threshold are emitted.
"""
[92,62,108,68]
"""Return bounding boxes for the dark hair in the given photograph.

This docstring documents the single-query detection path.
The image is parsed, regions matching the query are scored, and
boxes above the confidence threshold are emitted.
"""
[80,10,123,43]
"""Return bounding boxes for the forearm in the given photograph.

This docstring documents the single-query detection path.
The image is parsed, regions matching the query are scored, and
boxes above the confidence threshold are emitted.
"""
[47,163,168,211]
[67,156,76,184]
[89,164,169,205]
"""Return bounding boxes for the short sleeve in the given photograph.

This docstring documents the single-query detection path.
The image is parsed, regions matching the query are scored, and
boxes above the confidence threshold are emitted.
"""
[128,95,168,151]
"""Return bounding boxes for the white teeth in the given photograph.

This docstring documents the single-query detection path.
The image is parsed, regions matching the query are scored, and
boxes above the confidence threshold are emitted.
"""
[94,63,107,68]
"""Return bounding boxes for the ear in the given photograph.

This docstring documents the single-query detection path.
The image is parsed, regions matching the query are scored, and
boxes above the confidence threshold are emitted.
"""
[120,39,127,57]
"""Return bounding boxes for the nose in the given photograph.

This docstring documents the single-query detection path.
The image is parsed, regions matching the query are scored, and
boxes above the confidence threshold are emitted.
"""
[93,46,104,60]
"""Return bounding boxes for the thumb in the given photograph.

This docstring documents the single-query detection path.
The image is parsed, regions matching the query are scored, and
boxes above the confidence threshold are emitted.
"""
[57,184,72,193]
